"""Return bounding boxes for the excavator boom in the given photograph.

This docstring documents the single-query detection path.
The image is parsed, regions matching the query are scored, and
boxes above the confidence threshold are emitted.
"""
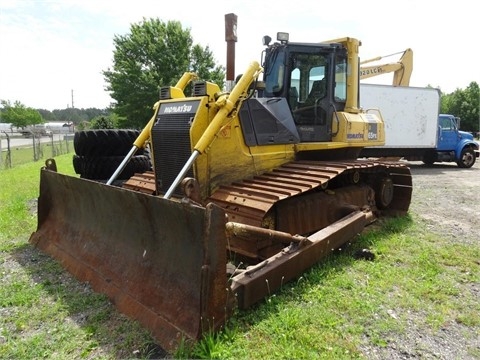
[360,48,413,86]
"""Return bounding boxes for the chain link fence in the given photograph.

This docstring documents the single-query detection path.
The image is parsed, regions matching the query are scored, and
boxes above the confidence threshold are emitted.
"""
[0,131,73,170]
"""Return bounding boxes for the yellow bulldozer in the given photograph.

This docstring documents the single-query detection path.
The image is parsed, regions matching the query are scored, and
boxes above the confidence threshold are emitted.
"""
[29,33,412,351]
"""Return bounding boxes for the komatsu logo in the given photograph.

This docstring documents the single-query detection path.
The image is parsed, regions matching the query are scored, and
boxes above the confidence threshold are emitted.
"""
[347,133,363,139]
[159,100,200,115]
[163,104,193,113]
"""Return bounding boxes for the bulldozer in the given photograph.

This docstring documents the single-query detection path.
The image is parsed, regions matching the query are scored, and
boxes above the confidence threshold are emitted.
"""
[30,33,413,351]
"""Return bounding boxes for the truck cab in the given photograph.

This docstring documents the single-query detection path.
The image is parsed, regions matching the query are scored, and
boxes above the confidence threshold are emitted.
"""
[430,114,479,168]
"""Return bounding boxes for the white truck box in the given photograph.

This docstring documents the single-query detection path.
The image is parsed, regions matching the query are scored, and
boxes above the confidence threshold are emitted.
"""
[360,84,440,149]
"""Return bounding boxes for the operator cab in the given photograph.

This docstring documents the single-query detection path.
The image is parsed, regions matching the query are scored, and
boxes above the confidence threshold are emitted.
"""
[261,32,348,142]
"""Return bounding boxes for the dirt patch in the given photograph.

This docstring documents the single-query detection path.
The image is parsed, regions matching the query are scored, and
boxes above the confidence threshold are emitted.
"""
[408,161,479,245]
[362,160,480,359]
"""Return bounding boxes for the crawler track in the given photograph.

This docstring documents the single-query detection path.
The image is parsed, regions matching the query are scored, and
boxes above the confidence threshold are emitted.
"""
[209,160,412,227]
[124,159,412,231]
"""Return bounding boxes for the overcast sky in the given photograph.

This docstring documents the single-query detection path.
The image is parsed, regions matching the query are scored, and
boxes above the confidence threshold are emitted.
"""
[0,0,477,111]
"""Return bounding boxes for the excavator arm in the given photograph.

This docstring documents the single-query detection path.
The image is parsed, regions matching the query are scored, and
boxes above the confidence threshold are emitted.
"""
[360,48,413,86]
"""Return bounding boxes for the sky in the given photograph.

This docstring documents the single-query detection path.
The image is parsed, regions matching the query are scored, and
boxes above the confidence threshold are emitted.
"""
[0,0,478,111]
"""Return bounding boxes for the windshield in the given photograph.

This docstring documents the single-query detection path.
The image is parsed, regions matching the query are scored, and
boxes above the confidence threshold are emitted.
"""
[263,44,348,108]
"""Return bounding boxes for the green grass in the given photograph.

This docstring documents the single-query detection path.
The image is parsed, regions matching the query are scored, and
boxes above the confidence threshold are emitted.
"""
[1,155,479,359]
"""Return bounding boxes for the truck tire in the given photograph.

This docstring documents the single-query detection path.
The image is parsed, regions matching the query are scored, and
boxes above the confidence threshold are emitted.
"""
[422,151,436,166]
[457,147,476,168]
[74,129,145,157]
[73,155,151,180]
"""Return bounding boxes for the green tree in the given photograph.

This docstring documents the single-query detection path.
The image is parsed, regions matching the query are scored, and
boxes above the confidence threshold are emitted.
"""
[190,44,225,84]
[103,18,225,129]
[440,81,479,133]
[0,100,43,128]
[90,115,117,129]
[37,108,57,121]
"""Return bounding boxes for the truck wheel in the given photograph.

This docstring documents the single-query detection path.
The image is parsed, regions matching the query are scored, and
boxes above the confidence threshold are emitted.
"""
[74,129,145,157]
[422,151,436,166]
[73,155,151,180]
[457,148,476,168]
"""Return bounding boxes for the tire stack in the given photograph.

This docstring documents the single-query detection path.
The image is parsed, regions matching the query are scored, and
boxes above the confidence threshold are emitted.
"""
[73,129,151,181]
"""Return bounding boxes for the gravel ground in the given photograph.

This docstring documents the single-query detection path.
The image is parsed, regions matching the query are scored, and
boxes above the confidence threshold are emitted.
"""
[361,160,480,359]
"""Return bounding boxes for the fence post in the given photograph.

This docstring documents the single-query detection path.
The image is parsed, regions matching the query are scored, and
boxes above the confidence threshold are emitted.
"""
[2,131,12,168]
[50,133,56,157]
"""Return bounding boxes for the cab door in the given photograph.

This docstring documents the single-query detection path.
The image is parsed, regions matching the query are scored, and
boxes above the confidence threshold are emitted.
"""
[437,115,458,151]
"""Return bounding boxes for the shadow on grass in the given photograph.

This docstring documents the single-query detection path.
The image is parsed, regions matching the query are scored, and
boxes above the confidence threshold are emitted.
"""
[10,242,168,359]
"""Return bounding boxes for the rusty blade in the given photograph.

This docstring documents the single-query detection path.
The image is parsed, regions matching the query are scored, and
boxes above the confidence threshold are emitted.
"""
[29,169,229,352]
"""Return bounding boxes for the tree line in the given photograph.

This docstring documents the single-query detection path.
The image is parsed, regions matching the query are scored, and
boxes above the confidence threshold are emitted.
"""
[440,81,479,134]
[0,18,478,135]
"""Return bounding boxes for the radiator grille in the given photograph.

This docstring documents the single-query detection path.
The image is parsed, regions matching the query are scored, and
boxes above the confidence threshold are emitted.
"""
[152,101,200,195]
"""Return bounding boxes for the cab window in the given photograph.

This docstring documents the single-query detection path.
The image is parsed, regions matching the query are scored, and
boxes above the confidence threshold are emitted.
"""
[264,48,285,96]
[439,116,454,130]
[334,55,347,101]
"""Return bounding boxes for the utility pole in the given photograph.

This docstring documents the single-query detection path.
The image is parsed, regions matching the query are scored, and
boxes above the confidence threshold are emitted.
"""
[71,89,75,108]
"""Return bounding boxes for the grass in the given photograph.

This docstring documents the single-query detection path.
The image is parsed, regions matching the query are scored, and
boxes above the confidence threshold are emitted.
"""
[1,154,479,359]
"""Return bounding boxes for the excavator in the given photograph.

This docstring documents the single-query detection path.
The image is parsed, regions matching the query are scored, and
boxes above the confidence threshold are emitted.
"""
[29,33,413,351]
[360,48,413,86]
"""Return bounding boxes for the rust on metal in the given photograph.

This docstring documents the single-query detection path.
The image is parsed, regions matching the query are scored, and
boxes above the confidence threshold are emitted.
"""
[226,222,307,244]
[29,169,229,352]
[122,171,156,194]
[230,210,368,308]
[43,158,57,172]
[209,159,412,228]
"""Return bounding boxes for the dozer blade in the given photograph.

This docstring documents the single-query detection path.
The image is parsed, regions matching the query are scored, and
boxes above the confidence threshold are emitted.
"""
[29,169,229,351]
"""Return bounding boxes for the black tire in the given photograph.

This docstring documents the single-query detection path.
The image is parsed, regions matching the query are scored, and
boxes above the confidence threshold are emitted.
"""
[457,147,476,168]
[422,151,436,166]
[74,129,144,157]
[73,155,151,180]
[72,154,82,174]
